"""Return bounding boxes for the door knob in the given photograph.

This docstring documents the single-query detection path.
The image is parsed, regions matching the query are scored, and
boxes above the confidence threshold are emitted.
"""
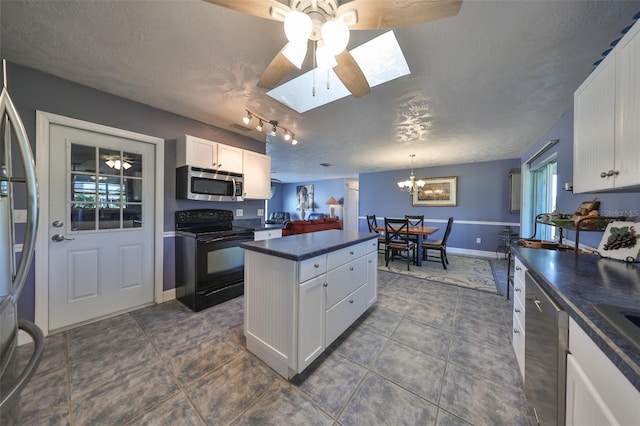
[51,234,74,242]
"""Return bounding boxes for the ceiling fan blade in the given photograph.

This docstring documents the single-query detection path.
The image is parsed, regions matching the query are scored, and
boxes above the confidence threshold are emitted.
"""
[338,0,463,30]
[333,50,371,98]
[257,48,296,89]
[204,0,290,21]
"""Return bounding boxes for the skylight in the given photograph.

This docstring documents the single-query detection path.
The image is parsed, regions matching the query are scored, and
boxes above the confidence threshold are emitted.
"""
[267,30,411,113]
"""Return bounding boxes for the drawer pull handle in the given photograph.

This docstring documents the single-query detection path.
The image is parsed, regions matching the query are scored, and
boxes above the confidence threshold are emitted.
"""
[314,263,320,268]
[323,283,328,287]
[349,267,354,271]
[513,328,520,334]
[350,251,354,255]
[515,266,522,271]
[349,300,354,304]
[514,308,521,313]
[515,287,521,292]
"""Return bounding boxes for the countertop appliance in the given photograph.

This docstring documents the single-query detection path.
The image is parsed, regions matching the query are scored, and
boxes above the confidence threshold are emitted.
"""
[525,271,569,425]
[0,62,44,424]
[175,209,254,311]
[176,166,243,202]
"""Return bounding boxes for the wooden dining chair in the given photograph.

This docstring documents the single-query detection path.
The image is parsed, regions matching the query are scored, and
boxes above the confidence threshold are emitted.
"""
[405,214,424,263]
[366,215,386,254]
[423,217,454,269]
[384,218,417,270]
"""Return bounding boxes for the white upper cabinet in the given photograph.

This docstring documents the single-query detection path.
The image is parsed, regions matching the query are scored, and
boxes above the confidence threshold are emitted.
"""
[176,135,243,174]
[242,150,271,199]
[573,21,640,193]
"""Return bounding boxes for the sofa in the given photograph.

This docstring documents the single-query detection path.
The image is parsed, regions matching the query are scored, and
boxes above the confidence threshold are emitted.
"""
[265,211,290,224]
[282,218,342,236]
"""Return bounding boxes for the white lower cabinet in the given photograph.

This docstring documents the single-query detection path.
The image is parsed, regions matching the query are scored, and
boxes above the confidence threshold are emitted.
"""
[244,238,377,379]
[298,275,326,372]
[566,317,640,425]
[511,256,527,380]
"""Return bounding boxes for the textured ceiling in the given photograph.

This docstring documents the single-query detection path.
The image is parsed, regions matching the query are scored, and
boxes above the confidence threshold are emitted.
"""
[2,0,638,182]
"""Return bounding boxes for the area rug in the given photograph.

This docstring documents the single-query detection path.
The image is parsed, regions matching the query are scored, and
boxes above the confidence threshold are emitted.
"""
[378,254,500,294]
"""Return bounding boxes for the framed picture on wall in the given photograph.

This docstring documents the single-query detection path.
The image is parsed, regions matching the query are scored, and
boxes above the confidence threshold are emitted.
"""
[296,184,314,219]
[413,176,457,206]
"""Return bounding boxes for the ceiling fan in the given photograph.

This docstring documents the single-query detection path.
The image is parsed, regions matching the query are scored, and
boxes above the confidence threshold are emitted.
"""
[206,0,463,98]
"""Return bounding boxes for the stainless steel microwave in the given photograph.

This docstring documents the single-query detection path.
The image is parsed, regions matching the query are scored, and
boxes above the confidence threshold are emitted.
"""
[176,166,243,202]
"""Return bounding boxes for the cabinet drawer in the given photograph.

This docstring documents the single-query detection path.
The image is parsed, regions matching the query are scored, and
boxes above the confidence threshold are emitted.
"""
[299,255,326,283]
[366,238,378,253]
[514,257,527,285]
[254,229,282,241]
[512,294,525,334]
[513,274,525,306]
[326,256,367,308]
[512,314,525,381]
[326,284,367,345]
[327,242,367,270]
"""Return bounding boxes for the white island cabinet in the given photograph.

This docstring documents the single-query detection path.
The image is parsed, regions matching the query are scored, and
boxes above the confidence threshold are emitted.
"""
[242,230,378,379]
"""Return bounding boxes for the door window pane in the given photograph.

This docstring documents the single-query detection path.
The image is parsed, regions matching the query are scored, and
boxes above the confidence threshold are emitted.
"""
[70,144,143,231]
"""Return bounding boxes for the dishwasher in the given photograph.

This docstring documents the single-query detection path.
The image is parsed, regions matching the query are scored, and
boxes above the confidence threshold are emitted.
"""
[525,271,569,425]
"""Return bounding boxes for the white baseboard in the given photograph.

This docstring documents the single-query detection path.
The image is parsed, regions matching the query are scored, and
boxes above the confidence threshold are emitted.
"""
[163,288,176,302]
[448,247,501,259]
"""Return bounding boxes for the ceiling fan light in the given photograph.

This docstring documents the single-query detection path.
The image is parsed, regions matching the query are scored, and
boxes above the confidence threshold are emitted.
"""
[282,41,308,69]
[321,20,349,55]
[122,161,132,170]
[105,159,115,168]
[284,11,312,43]
[316,41,337,70]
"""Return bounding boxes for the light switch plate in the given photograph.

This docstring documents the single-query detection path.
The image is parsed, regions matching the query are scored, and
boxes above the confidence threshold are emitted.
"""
[235,209,243,217]
[257,208,264,216]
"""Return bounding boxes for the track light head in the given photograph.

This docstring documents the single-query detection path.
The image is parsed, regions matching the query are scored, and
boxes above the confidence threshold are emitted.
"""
[256,119,263,132]
[291,136,298,145]
[284,130,291,141]
[242,111,252,125]
[269,123,277,136]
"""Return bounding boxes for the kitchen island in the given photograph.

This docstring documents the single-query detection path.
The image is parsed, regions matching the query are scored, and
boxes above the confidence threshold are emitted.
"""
[241,230,378,379]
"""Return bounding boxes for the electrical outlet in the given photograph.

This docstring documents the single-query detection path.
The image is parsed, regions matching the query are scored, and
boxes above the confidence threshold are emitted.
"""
[476,237,481,244]
[235,209,243,217]
[257,208,264,216]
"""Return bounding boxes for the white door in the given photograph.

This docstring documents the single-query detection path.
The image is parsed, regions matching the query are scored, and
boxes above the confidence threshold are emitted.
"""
[48,124,155,330]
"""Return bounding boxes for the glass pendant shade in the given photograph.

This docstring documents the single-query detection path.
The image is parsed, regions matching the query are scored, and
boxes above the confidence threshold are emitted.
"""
[284,11,312,43]
[321,20,350,55]
[283,41,308,69]
[316,40,338,70]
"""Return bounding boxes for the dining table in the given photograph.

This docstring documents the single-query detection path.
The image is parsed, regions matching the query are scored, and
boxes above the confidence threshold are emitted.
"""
[373,224,439,267]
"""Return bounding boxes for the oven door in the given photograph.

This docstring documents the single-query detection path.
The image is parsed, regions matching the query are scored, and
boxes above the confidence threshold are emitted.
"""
[195,233,253,306]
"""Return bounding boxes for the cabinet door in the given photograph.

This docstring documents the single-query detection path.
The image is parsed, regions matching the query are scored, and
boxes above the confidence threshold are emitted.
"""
[298,275,325,372]
[217,144,243,174]
[178,135,218,169]
[366,251,377,307]
[243,150,271,199]
[615,21,640,189]
[565,354,617,426]
[573,52,616,193]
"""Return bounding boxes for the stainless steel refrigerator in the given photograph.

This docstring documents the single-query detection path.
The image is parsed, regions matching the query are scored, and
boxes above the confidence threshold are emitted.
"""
[0,61,44,423]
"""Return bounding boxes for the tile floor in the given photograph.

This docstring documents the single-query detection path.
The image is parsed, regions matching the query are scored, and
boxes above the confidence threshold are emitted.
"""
[16,256,533,425]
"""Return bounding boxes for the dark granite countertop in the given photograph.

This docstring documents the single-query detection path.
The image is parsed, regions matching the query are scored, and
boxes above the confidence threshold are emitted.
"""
[241,230,377,261]
[511,245,640,392]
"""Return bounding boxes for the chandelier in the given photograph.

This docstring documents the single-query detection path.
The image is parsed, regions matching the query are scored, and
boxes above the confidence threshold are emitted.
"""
[397,154,425,194]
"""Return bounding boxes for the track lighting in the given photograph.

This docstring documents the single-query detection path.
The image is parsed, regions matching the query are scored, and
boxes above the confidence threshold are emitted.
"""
[241,108,299,145]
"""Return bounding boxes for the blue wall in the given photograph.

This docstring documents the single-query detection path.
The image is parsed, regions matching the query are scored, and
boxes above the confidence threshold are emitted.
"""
[9,62,266,321]
[359,158,522,253]
[270,178,346,220]
[522,107,640,248]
